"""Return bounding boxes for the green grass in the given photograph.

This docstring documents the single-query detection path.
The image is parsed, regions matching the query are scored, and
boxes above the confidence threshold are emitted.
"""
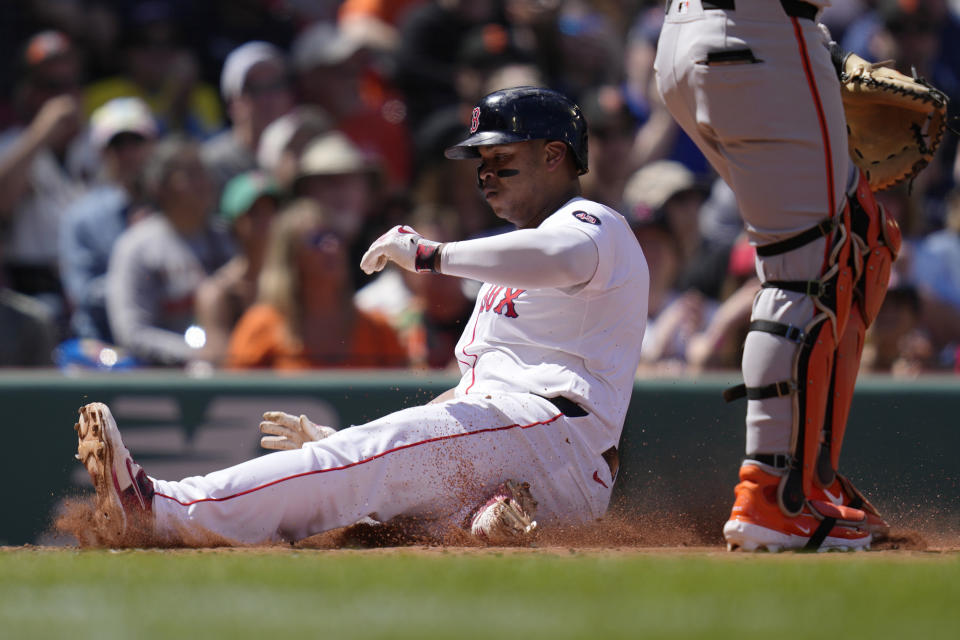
[1,549,958,639]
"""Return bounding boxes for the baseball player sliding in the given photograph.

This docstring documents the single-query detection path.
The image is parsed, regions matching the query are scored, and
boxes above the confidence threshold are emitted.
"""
[656,0,945,551]
[72,87,650,547]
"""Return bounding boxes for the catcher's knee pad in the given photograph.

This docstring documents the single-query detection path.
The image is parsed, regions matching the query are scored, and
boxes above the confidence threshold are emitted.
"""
[725,210,856,516]
[850,169,901,325]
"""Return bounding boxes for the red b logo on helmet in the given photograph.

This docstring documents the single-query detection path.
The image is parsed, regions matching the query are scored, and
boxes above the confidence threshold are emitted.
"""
[470,107,481,133]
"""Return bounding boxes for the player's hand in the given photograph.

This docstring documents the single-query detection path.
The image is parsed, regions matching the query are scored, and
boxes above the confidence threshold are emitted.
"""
[259,411,336,450]
[360,225,441,275]
[29,95,81,146]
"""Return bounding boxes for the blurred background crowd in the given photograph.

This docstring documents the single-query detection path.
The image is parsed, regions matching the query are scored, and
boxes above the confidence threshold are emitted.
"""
[0,0,957,376]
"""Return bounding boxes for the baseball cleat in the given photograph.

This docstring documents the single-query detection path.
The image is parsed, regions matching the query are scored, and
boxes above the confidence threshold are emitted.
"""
[74,402,154,543]
[723,461,871,553]
[810,474,890,539]
[469,480,538,544]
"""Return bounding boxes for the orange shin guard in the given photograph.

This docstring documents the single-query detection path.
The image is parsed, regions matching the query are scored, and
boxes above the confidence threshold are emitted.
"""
[816,171,900,485]
[778,314,838,515]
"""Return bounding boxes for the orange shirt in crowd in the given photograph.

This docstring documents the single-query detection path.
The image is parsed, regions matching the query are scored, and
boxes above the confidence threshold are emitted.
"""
[338,0,424,26]
[226,303,407,369]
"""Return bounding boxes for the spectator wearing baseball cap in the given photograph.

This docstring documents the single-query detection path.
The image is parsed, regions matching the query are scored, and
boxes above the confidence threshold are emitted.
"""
[195,170,282,366]
[256,106,331,191]
[292,22,412,189]
[59,97,158,342]
[623,160,719,296]
[0,30,91,333]
[202,41,294,198]
[293,131,382,283]
[623,164,684,326]
[579,85,640,212]
[338,0,425,53]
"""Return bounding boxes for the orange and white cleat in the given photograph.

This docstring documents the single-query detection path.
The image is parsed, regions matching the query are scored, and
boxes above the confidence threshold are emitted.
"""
[723,460,872,552]
[74,402,154,544]
[810,473,890,540]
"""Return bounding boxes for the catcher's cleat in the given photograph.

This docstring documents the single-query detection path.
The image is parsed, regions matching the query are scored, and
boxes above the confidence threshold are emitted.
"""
[723,461,871,553]
[74,402,154,542]
[469,480,538,544]
[810,474,890,540]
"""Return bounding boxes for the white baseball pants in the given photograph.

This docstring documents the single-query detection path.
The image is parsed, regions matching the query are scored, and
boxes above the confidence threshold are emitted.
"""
[151,392,615,544]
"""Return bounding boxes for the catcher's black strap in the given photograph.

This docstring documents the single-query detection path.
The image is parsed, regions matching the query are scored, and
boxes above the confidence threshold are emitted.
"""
[761,278,830,299]
[750,454,791,469]
[748,319,809,344]
[756,217,835,257]
[723,380,795,403]
[828,43,852,81]
[693,0,817,20]
[803,516,836,551]
[722,320,809,402]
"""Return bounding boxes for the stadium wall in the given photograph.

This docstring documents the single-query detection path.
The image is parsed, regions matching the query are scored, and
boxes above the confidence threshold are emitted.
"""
[2,372,957,545]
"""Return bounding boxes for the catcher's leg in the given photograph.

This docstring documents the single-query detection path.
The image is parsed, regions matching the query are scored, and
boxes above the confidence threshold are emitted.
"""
[723,209,871,551]
[726,202,855,513]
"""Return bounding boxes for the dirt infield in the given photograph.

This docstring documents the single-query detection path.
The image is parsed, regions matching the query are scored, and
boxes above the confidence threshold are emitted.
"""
[44,495,959,553]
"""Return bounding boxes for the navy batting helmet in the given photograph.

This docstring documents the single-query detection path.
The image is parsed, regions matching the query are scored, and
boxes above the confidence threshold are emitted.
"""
[444,86,589,174]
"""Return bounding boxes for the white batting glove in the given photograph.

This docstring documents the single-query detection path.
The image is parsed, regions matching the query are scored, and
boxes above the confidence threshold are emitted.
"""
[360,225,441,275]
[259,411,337,450]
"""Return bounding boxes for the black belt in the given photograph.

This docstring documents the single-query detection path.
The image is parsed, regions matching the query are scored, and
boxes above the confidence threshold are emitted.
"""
[694,0,819,20]
[538,394,588,418]
[537,395,619,478]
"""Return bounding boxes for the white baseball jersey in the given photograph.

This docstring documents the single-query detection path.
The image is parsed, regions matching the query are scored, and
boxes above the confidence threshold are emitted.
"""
[454,197,649,453]
[150,196,649,545]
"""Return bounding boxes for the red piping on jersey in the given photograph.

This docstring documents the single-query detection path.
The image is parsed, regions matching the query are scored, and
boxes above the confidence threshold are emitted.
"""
[456,289,484,393]
[155,413,564,507]
[790,16,836,265]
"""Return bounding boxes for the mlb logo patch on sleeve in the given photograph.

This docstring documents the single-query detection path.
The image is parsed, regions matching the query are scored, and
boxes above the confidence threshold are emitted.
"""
[572,210,600,225]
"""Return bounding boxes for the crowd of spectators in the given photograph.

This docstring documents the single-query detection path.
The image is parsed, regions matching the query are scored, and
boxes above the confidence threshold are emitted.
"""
[0,0,958,376]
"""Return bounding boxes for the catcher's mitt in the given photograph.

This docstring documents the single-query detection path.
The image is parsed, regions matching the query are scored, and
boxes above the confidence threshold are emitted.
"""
[835,49,948,191]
